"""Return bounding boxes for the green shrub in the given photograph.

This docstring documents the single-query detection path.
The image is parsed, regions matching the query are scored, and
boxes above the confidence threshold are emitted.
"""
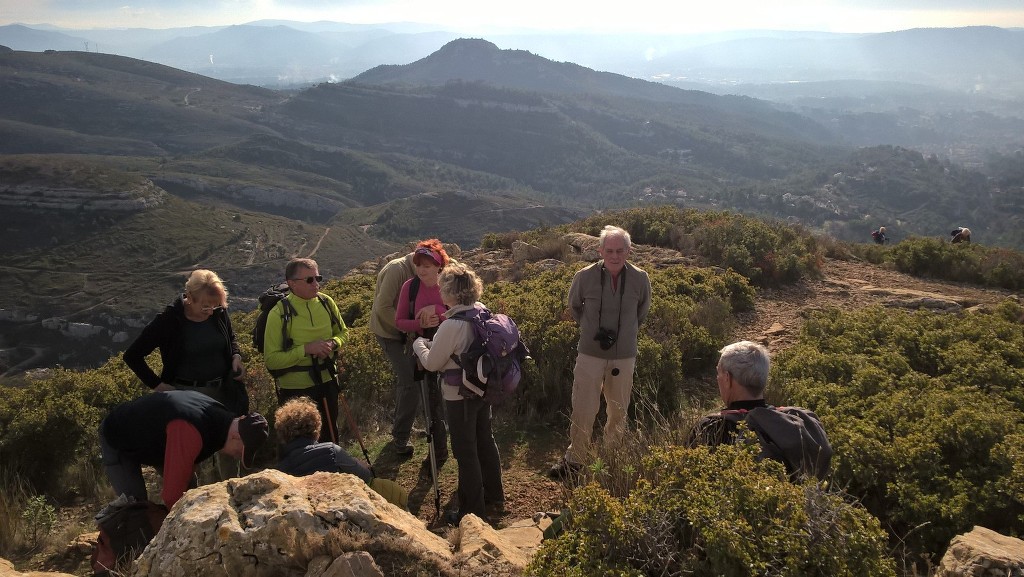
[530,445,895,577]
[773,302,1024,562]
[20,495,57,549]
[0,360,140,493]
[566,206,823,286]
[885,236,1024,290]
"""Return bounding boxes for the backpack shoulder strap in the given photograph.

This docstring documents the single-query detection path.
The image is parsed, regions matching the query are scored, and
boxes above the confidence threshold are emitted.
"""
[316,294,342,330]
[446,305,486,366]
[278,295,297,350]
[267,296,309,379]
[407,276,421,320]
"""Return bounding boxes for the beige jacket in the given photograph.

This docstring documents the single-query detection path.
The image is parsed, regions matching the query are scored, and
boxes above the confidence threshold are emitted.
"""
[412,302,477,402]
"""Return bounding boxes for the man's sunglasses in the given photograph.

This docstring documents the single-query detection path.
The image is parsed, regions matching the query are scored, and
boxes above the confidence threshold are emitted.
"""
[290,275,323,284]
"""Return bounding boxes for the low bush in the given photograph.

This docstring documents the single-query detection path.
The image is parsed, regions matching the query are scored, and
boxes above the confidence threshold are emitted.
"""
[566,206,824,286]
[884,236,1024,290]
[530,444,895,577]
[773,301,1024,563]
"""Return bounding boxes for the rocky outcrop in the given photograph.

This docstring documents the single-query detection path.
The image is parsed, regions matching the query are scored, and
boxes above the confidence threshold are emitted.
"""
[0,182,166,211]
[0,557,75,577]
[132,469,544,577]
[936,526,1024,577]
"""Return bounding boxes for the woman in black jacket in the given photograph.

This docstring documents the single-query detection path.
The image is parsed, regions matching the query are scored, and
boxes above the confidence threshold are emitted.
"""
[123,269,249,476]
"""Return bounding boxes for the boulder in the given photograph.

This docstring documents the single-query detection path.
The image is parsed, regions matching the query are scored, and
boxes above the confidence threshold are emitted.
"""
[511,240,546,263]
[131,469,545,577]
[561,233,601,260]
[132,470,451,577]
[936,526,1024,577]
[0,557,76,577]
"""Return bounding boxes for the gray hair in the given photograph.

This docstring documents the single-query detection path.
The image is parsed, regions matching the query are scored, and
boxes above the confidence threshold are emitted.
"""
[599,225,632,250]
[285,258,318,280]
[718,340,770,395]
[439,262,483,307]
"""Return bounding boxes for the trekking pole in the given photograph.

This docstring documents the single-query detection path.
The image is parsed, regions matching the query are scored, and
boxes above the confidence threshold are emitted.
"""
[318,355,376,476]
[419,373,442,519]
[311,357,339,445]
[338,392,375,478]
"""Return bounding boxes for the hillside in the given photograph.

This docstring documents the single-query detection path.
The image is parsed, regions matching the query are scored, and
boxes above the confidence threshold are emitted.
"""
[1,40,1022,376]
[384,248,1020,528]
[7,247,1018,576]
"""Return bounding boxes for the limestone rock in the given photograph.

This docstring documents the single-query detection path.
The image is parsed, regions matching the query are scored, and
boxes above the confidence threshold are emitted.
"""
[455,514,543,572]
[307,551,383,577]
[561,233,601,260]
[936,526,1024,577]
[511,240,545,263]
[0,557,76,577]
[132,470,452,577]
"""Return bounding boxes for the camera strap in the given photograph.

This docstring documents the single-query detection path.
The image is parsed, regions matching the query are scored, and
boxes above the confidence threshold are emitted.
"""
[599,265,625,341]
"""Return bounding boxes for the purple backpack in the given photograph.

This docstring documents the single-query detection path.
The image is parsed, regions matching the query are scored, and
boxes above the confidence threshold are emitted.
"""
[444,305,529,406]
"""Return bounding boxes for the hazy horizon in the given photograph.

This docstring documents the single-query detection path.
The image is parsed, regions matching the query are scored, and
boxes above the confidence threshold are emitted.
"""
[3,0,1024,35]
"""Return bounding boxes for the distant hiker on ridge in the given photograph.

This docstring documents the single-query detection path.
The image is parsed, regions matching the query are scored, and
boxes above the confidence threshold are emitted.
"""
[951,227,971,244]
[871,226,887,244]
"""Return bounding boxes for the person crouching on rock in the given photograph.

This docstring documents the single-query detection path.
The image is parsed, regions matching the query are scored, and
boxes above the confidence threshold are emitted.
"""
[99,390,268,509]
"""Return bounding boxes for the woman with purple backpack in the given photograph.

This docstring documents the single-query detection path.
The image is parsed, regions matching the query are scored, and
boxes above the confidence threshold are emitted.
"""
[412,262,507,526]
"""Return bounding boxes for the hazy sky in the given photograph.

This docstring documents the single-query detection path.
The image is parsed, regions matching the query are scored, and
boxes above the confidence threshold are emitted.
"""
[2,0,1023,33]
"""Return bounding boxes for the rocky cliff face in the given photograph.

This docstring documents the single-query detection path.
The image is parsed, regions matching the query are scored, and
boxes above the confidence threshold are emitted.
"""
[0,181,166,211]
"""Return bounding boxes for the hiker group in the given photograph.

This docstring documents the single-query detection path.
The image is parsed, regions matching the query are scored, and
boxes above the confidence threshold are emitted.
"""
[95,224,833,569]
[869,224,973,244]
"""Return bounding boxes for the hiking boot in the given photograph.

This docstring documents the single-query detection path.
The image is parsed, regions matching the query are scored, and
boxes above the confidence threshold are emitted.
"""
[486,501,510,518]
[392,440,414,457]
[547,459,582,480]
[442,509,462,526]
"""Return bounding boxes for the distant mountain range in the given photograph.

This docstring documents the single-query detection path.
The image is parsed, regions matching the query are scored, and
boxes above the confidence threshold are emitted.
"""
[4,21,1023,95]
[0,33,1022,374]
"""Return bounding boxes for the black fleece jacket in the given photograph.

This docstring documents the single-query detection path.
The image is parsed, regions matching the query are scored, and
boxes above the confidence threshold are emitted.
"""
[123,296,241,389]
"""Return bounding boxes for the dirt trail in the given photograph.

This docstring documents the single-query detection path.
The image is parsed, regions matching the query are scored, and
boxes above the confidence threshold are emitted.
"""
[735,257,1015,351]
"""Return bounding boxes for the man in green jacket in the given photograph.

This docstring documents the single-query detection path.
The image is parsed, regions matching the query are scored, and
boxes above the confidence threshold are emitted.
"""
[264,258,348,443]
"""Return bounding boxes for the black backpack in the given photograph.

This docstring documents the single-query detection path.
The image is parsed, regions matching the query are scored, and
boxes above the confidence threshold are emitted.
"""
[443,304,530,406]
[90,500,168,576]
[721,406,833,481]
[252,284,343,377]
[252,283,295,355]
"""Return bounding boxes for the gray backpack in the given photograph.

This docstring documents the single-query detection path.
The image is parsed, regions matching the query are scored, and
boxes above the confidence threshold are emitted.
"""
[722,406,833,481]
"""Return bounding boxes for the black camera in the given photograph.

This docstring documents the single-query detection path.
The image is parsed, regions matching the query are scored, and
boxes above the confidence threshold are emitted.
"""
[594,327,617,350]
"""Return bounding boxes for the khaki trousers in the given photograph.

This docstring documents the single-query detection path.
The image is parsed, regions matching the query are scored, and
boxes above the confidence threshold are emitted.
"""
[565,353,636,464]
